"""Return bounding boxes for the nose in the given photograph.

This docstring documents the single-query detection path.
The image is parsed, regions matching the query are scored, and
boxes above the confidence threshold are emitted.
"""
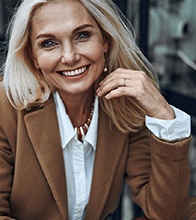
[61,45,78,65]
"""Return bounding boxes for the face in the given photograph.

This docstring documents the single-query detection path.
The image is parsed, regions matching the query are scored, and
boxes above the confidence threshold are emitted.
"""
[30,0,108,96]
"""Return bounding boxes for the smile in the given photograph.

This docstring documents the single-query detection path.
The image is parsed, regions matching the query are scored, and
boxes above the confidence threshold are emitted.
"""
[59,65,89,77]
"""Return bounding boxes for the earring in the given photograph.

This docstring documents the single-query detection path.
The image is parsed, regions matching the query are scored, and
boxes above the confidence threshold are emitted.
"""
[104,49,108,73]
[104,67,108,72]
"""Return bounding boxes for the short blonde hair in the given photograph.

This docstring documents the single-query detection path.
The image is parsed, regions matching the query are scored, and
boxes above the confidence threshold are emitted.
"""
[2,0,158,133]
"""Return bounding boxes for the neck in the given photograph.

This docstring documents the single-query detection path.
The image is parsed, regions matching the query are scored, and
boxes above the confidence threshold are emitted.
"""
[58,89,94,127]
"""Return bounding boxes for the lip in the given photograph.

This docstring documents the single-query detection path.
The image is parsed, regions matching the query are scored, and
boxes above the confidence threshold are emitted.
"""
[57,65,90,77]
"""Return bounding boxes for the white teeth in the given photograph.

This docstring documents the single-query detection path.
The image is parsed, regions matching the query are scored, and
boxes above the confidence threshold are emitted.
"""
[62,66,87,76]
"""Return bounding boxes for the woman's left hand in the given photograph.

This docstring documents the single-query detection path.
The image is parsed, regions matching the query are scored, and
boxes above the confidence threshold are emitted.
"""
[96,68,174,120]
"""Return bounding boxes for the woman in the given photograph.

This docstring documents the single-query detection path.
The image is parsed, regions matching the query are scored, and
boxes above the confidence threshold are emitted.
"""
[0,0,191,219]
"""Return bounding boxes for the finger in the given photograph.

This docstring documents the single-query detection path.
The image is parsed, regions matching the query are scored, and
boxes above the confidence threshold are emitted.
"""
[97,70,133,96]
[104,86,129,99]
[99,68,140,86]
[97,77,127,97]
[99,72,126,86]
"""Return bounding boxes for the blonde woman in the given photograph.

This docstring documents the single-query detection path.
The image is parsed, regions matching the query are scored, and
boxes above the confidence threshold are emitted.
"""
[0,0,191,219]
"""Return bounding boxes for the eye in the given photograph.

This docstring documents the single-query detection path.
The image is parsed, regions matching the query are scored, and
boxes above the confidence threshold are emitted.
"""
[41,40,58,49]
[75,32,91,41]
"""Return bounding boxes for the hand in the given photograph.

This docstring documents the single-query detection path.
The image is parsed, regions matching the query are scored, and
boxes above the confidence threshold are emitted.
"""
[96,68,174,120]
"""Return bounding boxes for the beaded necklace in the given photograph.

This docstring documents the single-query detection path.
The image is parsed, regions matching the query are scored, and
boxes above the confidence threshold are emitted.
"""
[74,97,95,141]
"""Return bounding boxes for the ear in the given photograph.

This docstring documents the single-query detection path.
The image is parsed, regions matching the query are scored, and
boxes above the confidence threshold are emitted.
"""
[103,40,109,53]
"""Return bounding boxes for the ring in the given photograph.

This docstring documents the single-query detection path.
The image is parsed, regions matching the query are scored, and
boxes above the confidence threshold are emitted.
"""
[123,78,126,87]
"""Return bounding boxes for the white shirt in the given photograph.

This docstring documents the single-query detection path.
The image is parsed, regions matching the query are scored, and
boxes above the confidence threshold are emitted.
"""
[54,92,98,220]
[53,91,190,220]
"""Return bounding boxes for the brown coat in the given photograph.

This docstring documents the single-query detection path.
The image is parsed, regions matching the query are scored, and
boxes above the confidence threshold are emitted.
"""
[0,85,191,220]
[184,197,196,220]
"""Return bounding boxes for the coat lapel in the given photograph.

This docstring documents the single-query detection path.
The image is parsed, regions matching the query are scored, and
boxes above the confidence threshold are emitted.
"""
[85,107,128,219]
[24,97,68,220]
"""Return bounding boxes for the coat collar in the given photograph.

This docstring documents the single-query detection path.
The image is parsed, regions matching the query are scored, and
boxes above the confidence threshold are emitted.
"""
[24,95,127,220]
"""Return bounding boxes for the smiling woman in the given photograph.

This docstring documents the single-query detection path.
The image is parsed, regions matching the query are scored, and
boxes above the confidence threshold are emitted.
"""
[0,0,192,220]
[30,1,108,103]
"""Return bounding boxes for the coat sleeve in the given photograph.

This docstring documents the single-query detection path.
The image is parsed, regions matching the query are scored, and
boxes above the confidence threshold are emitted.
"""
[0,86,16,220]
[125,126,191,220]
[0,126,16,219]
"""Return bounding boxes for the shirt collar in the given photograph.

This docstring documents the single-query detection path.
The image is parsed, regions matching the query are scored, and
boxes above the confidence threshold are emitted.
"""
[85,94,98,150]
[53,91,98,151]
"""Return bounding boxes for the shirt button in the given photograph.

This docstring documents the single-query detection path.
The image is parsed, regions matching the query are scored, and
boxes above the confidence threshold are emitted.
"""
[76,208,83,213]
[169,128,174,134]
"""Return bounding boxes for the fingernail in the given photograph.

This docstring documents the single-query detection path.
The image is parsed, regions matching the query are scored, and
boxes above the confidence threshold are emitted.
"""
[105,94,109,99]
[96,89,101,97]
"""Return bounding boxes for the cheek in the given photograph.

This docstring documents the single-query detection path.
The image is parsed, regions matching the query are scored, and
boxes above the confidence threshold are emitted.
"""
[41,71,58,88]
[90,46,105,64]
[36,54,57,73]
[84,39,106,62]
[90,51,106,81]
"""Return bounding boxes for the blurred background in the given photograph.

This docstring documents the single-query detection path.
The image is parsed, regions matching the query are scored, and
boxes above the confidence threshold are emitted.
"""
[0,0,196,219]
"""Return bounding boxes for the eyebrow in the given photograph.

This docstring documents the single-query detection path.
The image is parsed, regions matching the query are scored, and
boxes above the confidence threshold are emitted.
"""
[36,24,95,40]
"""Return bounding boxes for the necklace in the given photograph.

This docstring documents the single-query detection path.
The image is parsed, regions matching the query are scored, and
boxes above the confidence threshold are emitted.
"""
[74,98,95,141]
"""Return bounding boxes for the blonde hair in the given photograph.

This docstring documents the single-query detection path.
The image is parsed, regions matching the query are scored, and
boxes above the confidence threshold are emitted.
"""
[2,0,158,133]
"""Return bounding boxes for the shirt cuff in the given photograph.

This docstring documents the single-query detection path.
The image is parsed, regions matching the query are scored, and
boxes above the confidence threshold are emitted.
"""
[145,105,191,141]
